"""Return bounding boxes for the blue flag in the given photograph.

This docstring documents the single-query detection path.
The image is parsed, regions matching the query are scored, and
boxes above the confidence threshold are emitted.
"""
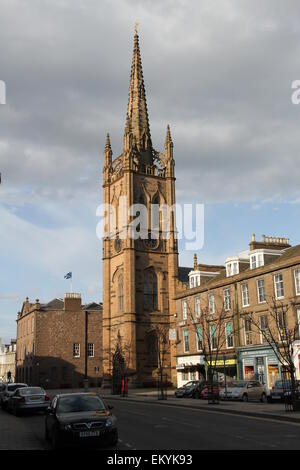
[64,272,72,279]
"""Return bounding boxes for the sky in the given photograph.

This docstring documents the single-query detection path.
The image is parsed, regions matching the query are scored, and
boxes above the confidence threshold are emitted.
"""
[1,0,300,342]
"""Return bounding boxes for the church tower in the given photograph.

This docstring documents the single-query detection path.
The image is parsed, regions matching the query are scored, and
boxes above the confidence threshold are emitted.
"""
[102,27,178,385]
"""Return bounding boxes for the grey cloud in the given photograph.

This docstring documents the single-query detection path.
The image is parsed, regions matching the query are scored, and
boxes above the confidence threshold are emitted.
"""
[1,0,300,207]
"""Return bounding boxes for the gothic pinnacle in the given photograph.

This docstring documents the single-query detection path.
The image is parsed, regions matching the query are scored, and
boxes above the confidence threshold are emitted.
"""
[125,25,152,152]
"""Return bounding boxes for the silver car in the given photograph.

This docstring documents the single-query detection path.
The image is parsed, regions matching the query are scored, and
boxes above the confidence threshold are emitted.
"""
[219,380,267,402]
[0,382,28,409]
[8,386,50,415]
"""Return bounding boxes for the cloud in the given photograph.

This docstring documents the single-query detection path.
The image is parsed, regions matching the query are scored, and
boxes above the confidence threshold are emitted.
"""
[1,0,300,339]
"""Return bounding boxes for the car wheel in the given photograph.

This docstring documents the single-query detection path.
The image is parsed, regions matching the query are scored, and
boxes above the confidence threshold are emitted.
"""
[242,394,248,402]
[194,391,200,399]
[260,393,267,403]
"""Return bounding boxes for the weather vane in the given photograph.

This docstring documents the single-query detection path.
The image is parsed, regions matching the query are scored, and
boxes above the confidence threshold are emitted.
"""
[134,21,139,34]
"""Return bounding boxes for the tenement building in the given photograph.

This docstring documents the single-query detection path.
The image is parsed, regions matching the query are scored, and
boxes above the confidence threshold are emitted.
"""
[16,294,102,388]
[175,234,300,391]
[102,29,188,386]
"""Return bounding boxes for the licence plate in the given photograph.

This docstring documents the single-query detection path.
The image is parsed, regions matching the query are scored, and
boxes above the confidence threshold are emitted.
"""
[79,431,101,438]
[30,396,42,401]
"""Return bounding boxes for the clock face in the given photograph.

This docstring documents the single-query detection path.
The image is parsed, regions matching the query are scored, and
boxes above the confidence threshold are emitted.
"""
[143,236,159,250]
[114,237,122,252]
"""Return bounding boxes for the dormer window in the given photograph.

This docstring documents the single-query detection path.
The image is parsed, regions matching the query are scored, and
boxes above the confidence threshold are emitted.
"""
[225,260,239,277]
[250,252,264,269]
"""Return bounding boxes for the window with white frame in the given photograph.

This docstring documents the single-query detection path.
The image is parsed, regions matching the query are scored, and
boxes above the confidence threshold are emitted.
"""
[195,296,201,317]
[208,293,215,314]
[183,329,189,352]
[87,343,94,357]
[182,371,188,381]
[196,327,203,351]
[226,262,239,277]
[257,279,266,303]
[232,262,239,275]
[297,309,300,337]
[250,255,257,269]
[190,370,196,380]
[250,253,264,269]
[294,269,300,296]
[241,283,250,307]
[73,343,80,358]
[244,317,252,345]
[182,300,188,320]
[277,311,287,341]
[274,273,284,299]
[210,324,217,350]
[225,322,234,348]
[224,288,231,311]
[259,315,269,344]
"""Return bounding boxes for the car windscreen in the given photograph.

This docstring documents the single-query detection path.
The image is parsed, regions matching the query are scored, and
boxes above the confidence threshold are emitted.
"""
[230,381,247,388]
[57,395,106,414]
[7,384,27,392]
[19,387,44,396]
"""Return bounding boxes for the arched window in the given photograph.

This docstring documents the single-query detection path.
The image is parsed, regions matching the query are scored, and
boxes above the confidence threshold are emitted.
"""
[151,194,160,233]
[146,330,158,367]
[144,269,158,311]
[118,275,124,312]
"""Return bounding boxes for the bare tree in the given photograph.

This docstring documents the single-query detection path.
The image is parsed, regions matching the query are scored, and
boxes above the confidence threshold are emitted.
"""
[186,293,239,403]
[245,298,299,410]
[111,330,134,395]
[150,324,169,400]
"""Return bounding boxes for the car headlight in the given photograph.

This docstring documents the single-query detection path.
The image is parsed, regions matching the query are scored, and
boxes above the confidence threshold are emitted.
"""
[64,424,72,431]
[106,418,113,427]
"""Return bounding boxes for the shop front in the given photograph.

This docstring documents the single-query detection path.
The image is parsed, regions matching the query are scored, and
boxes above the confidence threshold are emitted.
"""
[176,354,205,388]
[237,345,281,391]
[206,355,238,382]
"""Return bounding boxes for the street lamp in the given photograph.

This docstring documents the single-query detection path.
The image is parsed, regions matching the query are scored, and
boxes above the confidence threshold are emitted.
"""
[223,354,227,400]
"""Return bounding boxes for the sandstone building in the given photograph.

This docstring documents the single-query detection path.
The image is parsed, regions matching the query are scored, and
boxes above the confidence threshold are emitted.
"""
[102,29,188,386]
[16,294,102,389]
[175,234,300,391]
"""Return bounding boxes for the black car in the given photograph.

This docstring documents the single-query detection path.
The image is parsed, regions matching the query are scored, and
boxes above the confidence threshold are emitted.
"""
[45,393,118,449]
[174,380,202,398]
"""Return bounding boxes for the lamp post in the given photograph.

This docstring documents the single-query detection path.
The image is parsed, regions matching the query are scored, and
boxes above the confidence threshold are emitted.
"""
[223,354,227,400]
[84,310,89,391]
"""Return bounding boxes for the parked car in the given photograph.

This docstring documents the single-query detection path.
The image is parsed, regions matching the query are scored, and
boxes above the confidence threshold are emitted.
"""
[0,383,28,410]
[199,385,220,400]
[219,380,267,402]
[45,393,118,449]
[174,380,202,398]
[7,386,50,415]
[269,380,294,402]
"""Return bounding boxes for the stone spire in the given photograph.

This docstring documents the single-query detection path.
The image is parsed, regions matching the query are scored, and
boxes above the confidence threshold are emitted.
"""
[103,133,112,178]
[165,124,173,157]
[165,124,174,177]
[125,27,152,152]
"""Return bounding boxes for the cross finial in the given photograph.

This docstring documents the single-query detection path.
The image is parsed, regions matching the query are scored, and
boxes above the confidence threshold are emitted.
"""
[134,21,139,34]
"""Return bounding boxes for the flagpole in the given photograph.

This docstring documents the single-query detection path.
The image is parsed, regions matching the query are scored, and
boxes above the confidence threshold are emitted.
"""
[70,277,73,293]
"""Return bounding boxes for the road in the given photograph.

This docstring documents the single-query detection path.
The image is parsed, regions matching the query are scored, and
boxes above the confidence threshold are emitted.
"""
[1,399,300,450]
